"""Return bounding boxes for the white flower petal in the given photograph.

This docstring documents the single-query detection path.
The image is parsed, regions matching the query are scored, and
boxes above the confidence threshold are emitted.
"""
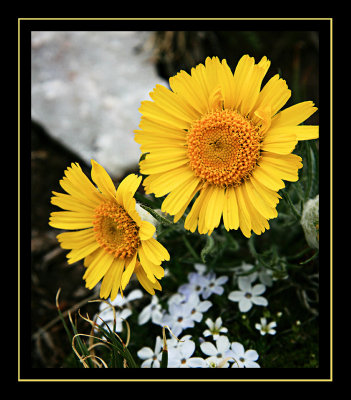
[251,296,268,307]
[238,276,252,292]
[137,347,154,360]
[216,335,230,352]
[231,342,245,357]
[245,349,259,361]
[200,341,217,356]
[181,340,196,358]
[197,300,212,312]
[216,276,229,285]
[244,360,260,368]
[239,298,252,312]
[187,357,208,368]
[138,307,151,325]
[252,283,266,296]
[141,359,153,368]
[228,291,244,302]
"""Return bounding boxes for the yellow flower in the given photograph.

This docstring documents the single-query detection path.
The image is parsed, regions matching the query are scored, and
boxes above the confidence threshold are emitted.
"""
[49,160,170,299]
[135,55,319,237]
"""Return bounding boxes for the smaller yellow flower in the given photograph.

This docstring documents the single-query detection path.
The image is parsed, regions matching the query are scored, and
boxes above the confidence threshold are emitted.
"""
[49,160,169,299]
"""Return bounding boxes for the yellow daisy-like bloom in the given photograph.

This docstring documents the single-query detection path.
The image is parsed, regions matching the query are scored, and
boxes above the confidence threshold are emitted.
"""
[49,160,170,299]
[135,55,319,238]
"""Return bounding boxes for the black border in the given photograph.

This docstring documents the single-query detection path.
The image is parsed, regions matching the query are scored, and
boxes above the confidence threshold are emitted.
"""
[21,17,332,382]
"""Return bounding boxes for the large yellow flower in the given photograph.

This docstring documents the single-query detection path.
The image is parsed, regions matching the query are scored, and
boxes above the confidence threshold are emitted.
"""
[135,55,319,237]
[49,160,170,299]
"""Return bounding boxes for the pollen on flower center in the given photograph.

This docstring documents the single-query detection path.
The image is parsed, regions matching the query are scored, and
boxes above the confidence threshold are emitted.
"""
[187,109,263,187]
[93,200,140,259]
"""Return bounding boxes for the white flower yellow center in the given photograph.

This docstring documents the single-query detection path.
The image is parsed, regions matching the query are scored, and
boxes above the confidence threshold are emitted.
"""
[187,109,263,187]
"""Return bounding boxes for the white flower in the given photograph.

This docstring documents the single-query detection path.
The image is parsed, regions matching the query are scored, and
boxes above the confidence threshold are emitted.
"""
[109,288,143,308]
[167,336,207,368]
[203,317,228,340]
[200,336,232,368]
[227,342,260,368]
[95,289,143,332]
[138,295,164,326]
[137,336,163,368]
[255,317,277,336]
[194,263,207,274]
[228,276,268,312]
[201,272,229,299]
[235,262,273,287]
[178,271,209,299]
[161,300,195,338]
[96,307,132,333]
[185,293,212,323]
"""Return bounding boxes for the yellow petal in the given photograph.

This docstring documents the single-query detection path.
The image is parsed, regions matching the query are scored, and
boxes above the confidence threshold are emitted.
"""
[148,84,197,125]
[294,125,319,141]
[59,164,102,207]
[57,228,96,249]
[216,58,235,109]
[141,237,170,264]
[223,186,239,231]
[66,241,101,264]
[169,68,208,115]
[260,152,302,182]
[244,180,278,220]
[254,74,291,117]
[91,160,116,200]
[83,250,115,290]
[173,182,202,223]
[139,220,156,241]
[250,175,282,208]
[235,185,252,238]
[205,185,225,232]
[139,99,191,130]
[121,253,137,291]
[271,101,318,128]
[135,262,162,295]
[49,211,93,230]
[184,190,206,233]
[242,186,270,235]
[135,117,187,142]
[143,165,196,198]
[241,56,271,116]
[109,258,126,301]
[161,175,200,216]
[137,246,157,283]
[115,174,142,209]
[51,191,96,214]
[140,153,189,175]
[252,163,285,192]
[261,126,298,155]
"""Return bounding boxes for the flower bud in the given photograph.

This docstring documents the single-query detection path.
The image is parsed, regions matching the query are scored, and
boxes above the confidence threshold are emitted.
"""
[301,195,319,250]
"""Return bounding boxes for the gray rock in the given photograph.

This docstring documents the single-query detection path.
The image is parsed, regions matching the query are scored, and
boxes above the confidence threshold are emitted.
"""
[31,31,167,178]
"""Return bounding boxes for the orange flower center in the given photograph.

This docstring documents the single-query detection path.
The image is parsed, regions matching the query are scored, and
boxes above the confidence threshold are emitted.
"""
[93,200,140,259]
[187,109,263,187]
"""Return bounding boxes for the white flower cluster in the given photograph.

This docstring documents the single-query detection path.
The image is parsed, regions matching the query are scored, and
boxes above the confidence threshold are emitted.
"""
[137,334,260,368]
[93,262,279,368]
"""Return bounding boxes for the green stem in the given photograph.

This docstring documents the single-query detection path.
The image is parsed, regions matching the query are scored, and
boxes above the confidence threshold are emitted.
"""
[281,190,301,221]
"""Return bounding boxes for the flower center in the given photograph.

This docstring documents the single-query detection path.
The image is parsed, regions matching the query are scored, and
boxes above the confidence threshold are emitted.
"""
[93,200,140,259]
[187,109,263,187]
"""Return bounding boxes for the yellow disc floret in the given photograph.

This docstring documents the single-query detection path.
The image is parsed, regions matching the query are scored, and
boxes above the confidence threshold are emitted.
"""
[93,200,140,259]
[187,109,263,187]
